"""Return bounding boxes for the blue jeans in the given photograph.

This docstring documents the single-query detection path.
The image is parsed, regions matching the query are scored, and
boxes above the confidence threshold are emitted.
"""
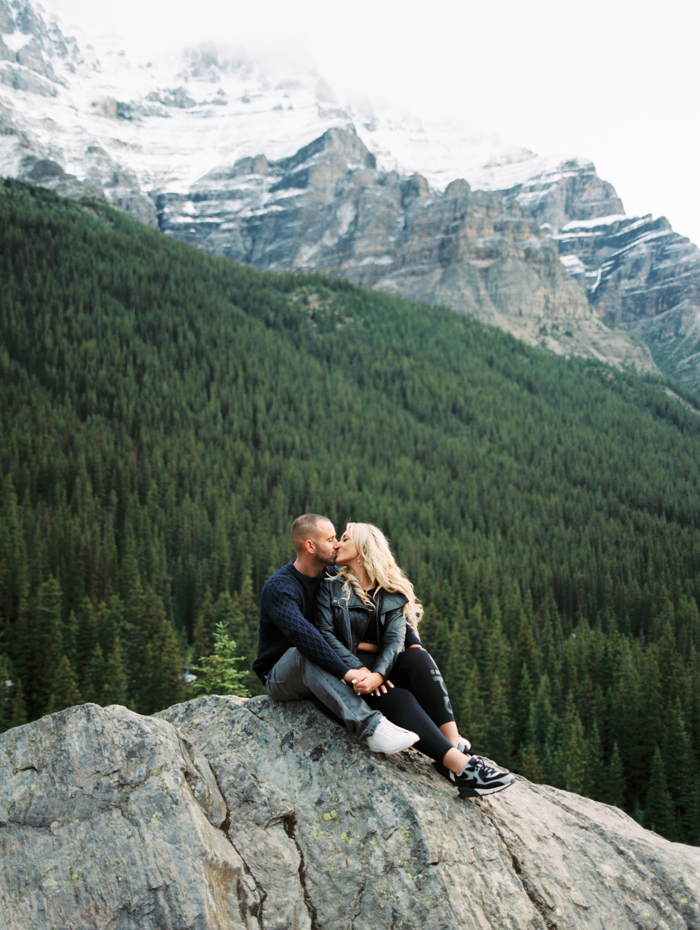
[265,647,381,741]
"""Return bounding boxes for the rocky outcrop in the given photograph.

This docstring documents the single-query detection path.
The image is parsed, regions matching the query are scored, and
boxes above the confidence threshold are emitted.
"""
[499,156,625,233]
[1,697,699,930]
[555,213,700,391]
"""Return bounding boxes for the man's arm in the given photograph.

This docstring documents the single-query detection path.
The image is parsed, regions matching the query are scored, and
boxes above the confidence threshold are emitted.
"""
[262,579,351,679]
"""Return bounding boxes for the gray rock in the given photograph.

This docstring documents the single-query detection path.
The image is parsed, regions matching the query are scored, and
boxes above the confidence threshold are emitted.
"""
[0,63,57,97]
[502,157,625,233]
[0,702,260,929]
[2,697,699,930]
[555,213,700,389]
[146,87,197,109]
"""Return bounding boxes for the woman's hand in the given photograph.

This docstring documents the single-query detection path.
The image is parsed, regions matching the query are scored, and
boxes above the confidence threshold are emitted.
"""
[351,669,386,695]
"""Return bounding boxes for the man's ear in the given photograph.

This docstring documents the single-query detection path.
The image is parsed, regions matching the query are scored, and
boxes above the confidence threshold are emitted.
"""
[304,538,316,556]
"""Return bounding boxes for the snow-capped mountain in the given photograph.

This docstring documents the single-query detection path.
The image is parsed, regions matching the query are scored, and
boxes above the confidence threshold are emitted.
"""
[3,0,700,390]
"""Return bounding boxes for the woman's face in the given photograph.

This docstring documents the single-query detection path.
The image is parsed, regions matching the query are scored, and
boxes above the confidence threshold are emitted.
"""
[335,530,360,568]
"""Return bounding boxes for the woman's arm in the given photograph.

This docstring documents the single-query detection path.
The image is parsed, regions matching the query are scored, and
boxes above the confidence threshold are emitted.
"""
[313,581,364,670]
[372,604,406,680]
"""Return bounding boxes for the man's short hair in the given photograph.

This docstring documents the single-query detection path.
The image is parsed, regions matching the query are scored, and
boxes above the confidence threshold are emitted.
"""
[291,513,329,552]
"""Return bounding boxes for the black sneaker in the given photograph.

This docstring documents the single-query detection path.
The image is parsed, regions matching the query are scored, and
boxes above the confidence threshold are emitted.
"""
[452,756,515,798]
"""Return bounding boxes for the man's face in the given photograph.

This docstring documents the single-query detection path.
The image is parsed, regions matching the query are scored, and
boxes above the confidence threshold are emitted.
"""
[311,520,340,565]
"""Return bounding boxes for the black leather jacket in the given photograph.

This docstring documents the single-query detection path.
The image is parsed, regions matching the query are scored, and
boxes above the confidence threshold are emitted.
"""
[314,574,407,680]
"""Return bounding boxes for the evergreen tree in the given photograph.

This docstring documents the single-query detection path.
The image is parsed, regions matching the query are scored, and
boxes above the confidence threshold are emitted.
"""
[645,746,677,840]
[82,644,105,704]
[192,589,216,660]
[192,621,249,697]
[0,478,28,636]
[17,575,64,718]
[513,663,534,753]
[607,742,627,809]
[528,674,554,756]
[662,700,698,843]
[445,599,472,700]
[101,640,129,707]
[458,662,486,750]
[518,744,544,783]
[126,583,183,714]
[0,653,11,731]
[557,693,587,794]
[47,655,83,714]
[484,675,514,769]
[585,722,605,802]
[75,597,99,683]
[9,679,28,729]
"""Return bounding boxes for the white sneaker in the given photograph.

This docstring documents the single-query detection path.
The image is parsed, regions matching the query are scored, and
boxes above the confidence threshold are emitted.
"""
[365,718,420,754]
[457,736,471,753]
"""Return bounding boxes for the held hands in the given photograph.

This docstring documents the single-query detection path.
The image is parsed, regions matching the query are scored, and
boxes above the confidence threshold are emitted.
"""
[345,667,393,697]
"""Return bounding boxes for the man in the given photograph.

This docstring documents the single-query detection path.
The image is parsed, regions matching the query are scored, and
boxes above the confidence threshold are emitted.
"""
[253,513,420,753]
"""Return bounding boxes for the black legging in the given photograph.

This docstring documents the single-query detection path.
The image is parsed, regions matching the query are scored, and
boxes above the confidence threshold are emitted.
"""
[360,647,455,763]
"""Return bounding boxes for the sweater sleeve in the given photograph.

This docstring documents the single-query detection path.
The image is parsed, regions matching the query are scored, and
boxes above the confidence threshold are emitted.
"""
[261,576,350,679]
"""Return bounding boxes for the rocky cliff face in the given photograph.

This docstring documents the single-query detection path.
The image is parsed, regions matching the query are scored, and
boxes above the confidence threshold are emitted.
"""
[1,697,699,930]
[3,0,700,386]
[555,214,700,391]
[157,127,656,373]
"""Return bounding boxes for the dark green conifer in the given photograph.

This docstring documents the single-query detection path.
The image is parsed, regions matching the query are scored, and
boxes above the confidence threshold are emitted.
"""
[82,644,105,704]
[584,722,605,801]
[557,693,587,795]
[192,621,249,697]
[47,655,83,714]
[518,744,544,784]
[645,746,677,840]
[484,675,514,769]
[0,653,11,731]
[458,662,486,751]
[101,640,129,707]
[607,742,627,809]
[9,679,28,729]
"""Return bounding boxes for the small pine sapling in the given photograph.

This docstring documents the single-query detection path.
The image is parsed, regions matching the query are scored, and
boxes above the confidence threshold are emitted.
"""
[191,621,249,697]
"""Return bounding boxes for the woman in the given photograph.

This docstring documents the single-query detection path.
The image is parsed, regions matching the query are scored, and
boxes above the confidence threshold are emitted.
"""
[314,522,514,798]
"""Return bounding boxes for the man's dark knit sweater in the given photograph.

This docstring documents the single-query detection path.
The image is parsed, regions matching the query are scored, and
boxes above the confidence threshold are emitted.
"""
[253,562,350,682]
[253,561,421,684]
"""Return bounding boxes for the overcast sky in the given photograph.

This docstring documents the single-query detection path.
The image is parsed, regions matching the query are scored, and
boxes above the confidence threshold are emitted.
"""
[43,0,700,246]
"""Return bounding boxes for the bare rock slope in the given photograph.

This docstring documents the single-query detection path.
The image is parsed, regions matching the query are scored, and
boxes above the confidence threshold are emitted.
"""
[1,697,699,930]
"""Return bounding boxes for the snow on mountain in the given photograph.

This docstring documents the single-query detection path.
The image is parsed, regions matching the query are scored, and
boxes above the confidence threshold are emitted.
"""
[0,0,580,207]
[4,0,700,391]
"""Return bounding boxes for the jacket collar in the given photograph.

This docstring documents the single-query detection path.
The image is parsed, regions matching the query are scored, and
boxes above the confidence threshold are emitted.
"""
[325,575,408,612]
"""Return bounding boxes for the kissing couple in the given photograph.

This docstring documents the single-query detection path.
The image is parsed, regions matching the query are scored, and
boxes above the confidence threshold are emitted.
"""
[253,514,514,798]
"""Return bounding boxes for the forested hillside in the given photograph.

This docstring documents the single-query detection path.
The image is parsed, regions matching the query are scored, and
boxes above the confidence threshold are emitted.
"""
[1,178,699,844]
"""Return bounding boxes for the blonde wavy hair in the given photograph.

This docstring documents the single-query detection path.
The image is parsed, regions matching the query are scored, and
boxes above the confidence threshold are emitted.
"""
[337,522,423,628]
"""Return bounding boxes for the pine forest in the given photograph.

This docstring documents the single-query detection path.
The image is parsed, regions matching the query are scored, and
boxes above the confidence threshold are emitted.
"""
[1,178,699,845]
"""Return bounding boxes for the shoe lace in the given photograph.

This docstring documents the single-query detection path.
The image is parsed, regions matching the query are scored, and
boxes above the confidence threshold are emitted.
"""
[472,757,500,778]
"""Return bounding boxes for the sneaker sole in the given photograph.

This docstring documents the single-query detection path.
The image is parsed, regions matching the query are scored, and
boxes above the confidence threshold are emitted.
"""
[457,777,515,799]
